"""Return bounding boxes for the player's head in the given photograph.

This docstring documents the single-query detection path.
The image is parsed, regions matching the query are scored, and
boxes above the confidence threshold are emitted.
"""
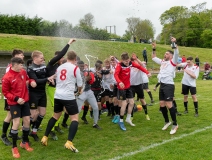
[95,60,103,70]
[67,51,77,64]
[104,59,110,69]
[110,57,116,67]
[77,60,84,71]
[186,56,193,66]
[55,51,65,65]
[12,49,24,60]
[11,57,24,72]
[164,50,173,61]
[26,59,33,67]
[31,50,44,65]
[121,52,130,66]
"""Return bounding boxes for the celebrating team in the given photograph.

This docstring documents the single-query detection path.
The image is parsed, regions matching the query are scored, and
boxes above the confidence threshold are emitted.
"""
[1,37,199,158]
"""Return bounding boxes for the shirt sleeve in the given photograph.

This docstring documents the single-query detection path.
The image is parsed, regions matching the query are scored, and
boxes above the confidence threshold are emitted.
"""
[27,68,48,84]
[2,77,16,102]
[152,57,162,65]
[76,68,83,87]
[132,61,149,74]
[114,63,122,84]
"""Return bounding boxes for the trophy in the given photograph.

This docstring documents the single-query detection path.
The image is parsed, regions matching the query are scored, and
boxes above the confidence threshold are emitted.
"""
[170,34,176,49]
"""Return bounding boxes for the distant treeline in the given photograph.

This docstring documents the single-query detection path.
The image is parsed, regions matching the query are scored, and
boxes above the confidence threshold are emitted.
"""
[0,14,110,40]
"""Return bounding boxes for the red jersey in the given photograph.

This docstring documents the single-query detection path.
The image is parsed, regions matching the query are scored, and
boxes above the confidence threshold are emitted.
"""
[2,68,34,105]
[114,61,149,90]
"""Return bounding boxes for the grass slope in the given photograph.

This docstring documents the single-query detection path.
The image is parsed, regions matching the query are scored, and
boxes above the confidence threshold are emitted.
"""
[0,33,212,70]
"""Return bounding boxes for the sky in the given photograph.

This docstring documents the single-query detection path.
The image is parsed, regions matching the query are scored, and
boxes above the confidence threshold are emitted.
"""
[0,0,212,38]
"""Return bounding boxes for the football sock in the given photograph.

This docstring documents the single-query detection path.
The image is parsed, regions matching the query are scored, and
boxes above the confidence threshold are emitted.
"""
[161,107,169,123]
[2,121,10,138]
[147,91,153,100]
[11,129,18,148]
[22,127,30,143]
[82,105,89,118]
[184,101,188,111]
[45,117,57,136]
[169,107,177,125]
[194,101,198,113]
[142,105,148,115]
[68,121,78,142]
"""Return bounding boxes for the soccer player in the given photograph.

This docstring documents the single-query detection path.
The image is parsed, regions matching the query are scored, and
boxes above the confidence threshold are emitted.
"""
[102,59,115,118]
[41,51,82,153]
[130,54,151,121]
[2,57,36,158]
[46,38,76,140]
[177,57,199,116]
[114,52,150,131]
[76,60,102,129]
[1,49,24,146]
[27,51,55,141]
[152,37,179,135]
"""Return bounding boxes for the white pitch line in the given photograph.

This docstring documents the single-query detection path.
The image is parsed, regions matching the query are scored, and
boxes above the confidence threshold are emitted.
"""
[110,124,212,160]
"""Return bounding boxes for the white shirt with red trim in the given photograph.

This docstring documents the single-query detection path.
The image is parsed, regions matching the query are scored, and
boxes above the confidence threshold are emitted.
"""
[130,67,143,85]
[152,49,178,84]
[54,62,82,100]
[181,63,199,87]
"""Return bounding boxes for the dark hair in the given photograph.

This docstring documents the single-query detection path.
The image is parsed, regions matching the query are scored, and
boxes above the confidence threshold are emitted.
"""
[77,60,84,65]
[167,50,174,54]
[26,59,33,67]
[95,60,103,68]
[62,58,67,64]
[12,49,23,57]
[11,57,24,66]
[121,52,129,60]
[187,57,193,60]
[67,51,77,60]
[55,51,60,56]
[76,56,81,61]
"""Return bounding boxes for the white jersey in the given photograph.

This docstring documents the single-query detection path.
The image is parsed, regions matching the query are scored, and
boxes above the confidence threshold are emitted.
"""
[102,68,115,91]
[111,65,117,85]
[130,67,143,85]
[54,62,82,100]
[152,49,179,84]
[181,63,199,87]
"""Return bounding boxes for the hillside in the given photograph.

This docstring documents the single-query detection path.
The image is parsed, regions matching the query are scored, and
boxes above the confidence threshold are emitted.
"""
[0,33,211,69]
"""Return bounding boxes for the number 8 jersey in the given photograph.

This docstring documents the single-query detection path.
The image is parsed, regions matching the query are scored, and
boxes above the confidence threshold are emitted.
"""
[54,62,83,100]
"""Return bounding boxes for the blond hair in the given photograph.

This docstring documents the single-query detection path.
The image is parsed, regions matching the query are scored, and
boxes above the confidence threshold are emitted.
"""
[31,50,43,59]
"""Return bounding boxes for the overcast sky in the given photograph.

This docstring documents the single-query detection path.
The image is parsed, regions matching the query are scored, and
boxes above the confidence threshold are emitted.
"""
[0,0,212,38]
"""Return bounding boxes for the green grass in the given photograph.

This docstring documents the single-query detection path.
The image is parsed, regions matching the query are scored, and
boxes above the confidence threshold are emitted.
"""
[0,79,212,160]
[0,33,212,70]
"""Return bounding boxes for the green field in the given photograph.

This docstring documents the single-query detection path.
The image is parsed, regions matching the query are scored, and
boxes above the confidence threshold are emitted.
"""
[0,80,212,160]
[0,34,212,159]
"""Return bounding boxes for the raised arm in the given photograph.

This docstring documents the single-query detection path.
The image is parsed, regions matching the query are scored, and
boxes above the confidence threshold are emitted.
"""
[48,39,76,66]
[171,37,179,64]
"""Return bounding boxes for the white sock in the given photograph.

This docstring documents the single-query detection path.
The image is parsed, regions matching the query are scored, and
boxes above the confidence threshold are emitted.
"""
[126,114,131,120]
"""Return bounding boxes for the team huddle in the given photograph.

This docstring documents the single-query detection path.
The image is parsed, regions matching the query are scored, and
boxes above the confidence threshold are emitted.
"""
[1,37,199,158]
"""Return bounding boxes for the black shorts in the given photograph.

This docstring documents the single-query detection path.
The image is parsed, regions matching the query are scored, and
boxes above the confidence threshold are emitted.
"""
[131,84,145,99]
[29,91,47,109]
[102,89,113,98]
[10,102,31,119]
[4,99,10,111]
[113,84,118,97]
[181,84,196,95]
[54,99,78,115]
[159,83,175,101]
[92,90,102,102]
[117,88,134,100]
[142,83,149,90]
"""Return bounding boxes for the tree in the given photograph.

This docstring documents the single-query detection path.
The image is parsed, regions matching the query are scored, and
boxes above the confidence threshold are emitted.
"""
[79,13,95,28]
[135,19,155,42]
[159,6,188,25]
[126,17,140,37]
